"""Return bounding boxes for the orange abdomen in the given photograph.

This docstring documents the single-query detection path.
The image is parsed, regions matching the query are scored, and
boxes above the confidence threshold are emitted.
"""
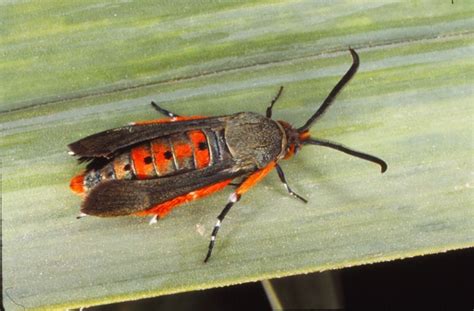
[127,129,211,179]
[74,129,216,193]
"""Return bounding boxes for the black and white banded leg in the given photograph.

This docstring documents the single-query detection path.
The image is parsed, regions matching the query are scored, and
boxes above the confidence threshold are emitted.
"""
[266,86,284,118]
[275,164,307,203]
[151,101,181,118]
[204,192,241,263]
[76,212,88,220]
[149,214,158,225]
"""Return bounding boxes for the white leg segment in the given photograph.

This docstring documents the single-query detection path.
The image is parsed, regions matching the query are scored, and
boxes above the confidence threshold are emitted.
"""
[149,214,158,225]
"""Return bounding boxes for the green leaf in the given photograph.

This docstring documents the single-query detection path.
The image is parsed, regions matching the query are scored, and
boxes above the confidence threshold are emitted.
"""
[2,1,473,310]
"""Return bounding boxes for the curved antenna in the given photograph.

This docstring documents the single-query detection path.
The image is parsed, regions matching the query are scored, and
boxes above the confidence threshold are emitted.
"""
[298,49,360,132]
[304,138,388,173]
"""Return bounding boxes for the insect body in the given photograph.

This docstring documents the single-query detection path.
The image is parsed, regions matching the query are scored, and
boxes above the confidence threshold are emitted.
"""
[69,49,387,262]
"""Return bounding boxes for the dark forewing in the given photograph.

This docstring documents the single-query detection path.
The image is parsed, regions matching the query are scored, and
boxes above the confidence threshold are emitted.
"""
[81,160,254,216]
[68,116,228,158]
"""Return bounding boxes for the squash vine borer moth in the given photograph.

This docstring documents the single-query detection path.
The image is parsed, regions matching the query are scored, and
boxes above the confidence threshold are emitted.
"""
[69,49,387,262]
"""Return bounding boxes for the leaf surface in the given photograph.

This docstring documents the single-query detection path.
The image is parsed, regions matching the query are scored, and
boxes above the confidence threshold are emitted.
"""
[2,1,473,309]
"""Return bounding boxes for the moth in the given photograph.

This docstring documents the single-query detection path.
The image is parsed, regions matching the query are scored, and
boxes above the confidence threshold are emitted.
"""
[69,49,387,262]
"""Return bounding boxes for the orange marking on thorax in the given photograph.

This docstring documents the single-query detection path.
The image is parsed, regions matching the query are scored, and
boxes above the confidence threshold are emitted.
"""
[70,173,85,194]
[130,145,155,179]
[188,130,210,169]
[284,145,295,159]
[299,130,310,141]
[133,115,205,125]
[134,179,233,218]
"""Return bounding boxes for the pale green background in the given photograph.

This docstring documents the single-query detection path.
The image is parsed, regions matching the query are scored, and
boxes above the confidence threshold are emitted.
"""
[1,1,473,310]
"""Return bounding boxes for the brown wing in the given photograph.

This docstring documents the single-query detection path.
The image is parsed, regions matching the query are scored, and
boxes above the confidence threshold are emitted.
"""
[68,116,228,158]
[81,160,255,217]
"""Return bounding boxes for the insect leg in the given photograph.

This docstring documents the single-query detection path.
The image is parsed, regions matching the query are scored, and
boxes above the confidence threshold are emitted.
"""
[228,176,246,187]
[149,214,158,225]
[129,103,204,125]
[203,192,240,263]
[151,101,181,118]
[204,162,276,263]
[275,164,307,203]
[76,212,88,220]
[266,86,284,118]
